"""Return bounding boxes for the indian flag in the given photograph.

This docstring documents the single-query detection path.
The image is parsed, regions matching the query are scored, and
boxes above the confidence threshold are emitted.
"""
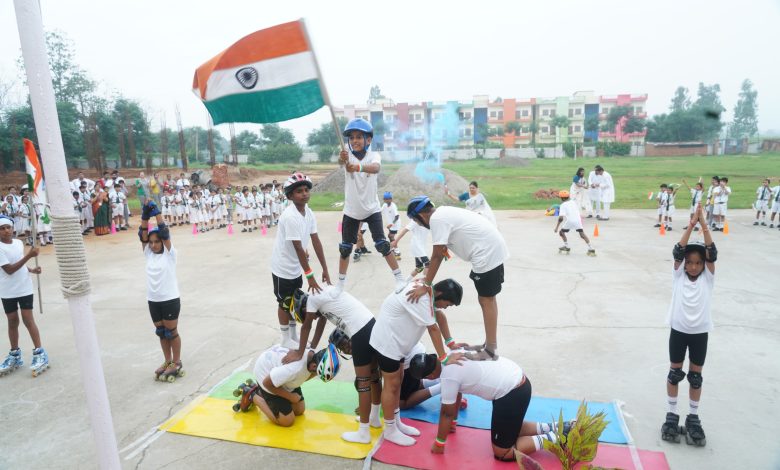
[24,138,50,224]
[193,20,327,125]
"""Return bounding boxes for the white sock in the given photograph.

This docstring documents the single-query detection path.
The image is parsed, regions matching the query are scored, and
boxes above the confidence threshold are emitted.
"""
[280,325,290,342]
[667,396,678,414]
[369,403,381,427]
[427,383,441,397]
[422,378,440,388]
[382,419,416,446]
[689,400,699,415]
[342,422,371,444]
[394,409,420,436]
[532,432,558,451]
[536,422,555,434]
[338,274,346,289]
[392,268,403,281]
[564,241,569,247]
[289,321,298,341]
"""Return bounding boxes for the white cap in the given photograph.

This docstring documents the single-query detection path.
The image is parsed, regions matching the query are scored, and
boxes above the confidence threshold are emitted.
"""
[0,217,13,227]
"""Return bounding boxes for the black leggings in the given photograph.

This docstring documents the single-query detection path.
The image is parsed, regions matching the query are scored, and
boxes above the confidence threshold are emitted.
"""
[342,212,385,245]
[669,328,708,366]
[491,378,532,449]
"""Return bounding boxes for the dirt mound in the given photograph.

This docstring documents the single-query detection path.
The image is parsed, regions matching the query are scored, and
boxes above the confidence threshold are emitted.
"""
[533,188,563,200]
[380,164,470,207]
[494,157,530,167]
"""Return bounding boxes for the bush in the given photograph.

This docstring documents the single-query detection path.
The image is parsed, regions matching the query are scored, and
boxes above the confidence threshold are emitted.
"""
[316,145,336,163]
[250,144,303,164]
[597,141,631,156]
[535,148,546,158]
[562,142,575,158]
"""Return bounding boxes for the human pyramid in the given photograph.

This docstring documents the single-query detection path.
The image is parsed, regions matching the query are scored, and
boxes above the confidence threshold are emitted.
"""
[0,117,719,461]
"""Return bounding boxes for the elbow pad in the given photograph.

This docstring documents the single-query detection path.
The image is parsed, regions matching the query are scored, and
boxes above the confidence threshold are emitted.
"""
[705,243,717,263]
[158,223,170,241]
[672,243,685,262]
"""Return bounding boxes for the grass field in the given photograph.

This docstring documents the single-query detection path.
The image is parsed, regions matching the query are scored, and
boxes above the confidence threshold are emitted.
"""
[131,154,780,211]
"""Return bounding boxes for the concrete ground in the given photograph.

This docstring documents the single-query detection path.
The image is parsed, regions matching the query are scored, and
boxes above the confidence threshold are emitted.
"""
[0,209,777,470]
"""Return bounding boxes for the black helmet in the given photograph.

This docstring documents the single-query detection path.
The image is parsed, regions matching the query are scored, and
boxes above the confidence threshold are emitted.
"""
[433,279,463,306]
[282,289,308,323]
[408,353,438,380]
[328,328,352,357]
[684,241,706,259]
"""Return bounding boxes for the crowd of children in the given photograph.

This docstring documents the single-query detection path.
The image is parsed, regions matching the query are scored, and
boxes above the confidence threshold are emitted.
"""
[653,176,741,232]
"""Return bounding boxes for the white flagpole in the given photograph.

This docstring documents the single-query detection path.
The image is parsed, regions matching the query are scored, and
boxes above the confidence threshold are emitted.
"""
[27,196,43,313]
[13,1,120,468]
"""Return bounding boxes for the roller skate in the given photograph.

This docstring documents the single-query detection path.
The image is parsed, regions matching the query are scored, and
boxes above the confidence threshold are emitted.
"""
[558,246,571,255]
[661,412,683,443]
[683,414,706,447]
[161,360,185,383]
[586,248,596,257]
[353,250,361,262]
[30,347,49,377]
[154,361,171,381]
[231,379,259,412]
[0,349,23,377]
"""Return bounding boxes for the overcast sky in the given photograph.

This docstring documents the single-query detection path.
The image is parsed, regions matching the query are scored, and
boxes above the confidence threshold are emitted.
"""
[1,0,778,142]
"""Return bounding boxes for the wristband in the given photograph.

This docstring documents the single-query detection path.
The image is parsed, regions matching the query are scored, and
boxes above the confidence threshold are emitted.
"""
[446,338,455,348]
[358,162,363,173]
[304,268,314,278]
[424,280,433,287]
[434,437,446,447]
[306,272,314,279]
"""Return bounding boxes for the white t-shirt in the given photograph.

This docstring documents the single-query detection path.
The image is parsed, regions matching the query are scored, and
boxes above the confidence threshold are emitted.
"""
[381,202,400,231]
[306,285,373,337]
[402,342,427,371]
[254,345,313,394]
[176,178,190,189]
[429,206,509,274]
[771,186,780,204]
[756,186,771,202]
[343,151,381,220]
[666,262,714,334]
[369,282,436,360]
[440,356,524,404]
[144,244,180,302]
[558,200,582,229]
[714,186,731,204]
[406,220,429,257]
[461,192,496,226]
[689,189,703,209]
[270,204,317,279]
[0,239,34,298]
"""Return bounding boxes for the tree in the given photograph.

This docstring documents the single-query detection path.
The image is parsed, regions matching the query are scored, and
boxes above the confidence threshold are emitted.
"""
[624,116,646,134]
[584,115,599,142]
[474,123,503,157]
[693,82,725,141]
[729,79,758,139]
[504,121,522,136]
[605,106,631,129]
[234,130,260,153]
[670,86,691,112]
[528,120,539,148]
[368,85,385,103]
[549,116,570,157]
[260,123,296,146]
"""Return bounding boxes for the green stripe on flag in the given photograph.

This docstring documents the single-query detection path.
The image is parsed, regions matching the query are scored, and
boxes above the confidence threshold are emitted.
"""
[27,174,34,193]
[204,79,324,125]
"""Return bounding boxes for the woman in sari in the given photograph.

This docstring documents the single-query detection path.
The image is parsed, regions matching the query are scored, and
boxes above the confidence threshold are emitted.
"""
[92,183,112,236]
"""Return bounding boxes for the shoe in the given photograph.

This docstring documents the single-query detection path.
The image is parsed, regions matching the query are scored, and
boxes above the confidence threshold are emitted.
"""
[596,215,602,220]
[761,222,767,226]
[586,215,593,218]
[693,227,699,231]
[666,226,673,231]
[753,221,759,226]
[654,223,661,228]
[770,224,775,228]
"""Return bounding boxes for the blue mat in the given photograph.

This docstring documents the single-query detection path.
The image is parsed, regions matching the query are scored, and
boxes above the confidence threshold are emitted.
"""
[400,395,627,444]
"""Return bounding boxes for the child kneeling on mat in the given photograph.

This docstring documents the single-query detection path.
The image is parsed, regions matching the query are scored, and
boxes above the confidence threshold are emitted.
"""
[408,353,573,461]
[235,343,340,427]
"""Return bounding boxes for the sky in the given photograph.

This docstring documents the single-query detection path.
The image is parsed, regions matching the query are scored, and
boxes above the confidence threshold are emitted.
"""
[1,0,779,143]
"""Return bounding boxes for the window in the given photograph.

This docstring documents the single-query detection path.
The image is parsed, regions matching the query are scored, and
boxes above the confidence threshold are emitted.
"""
[498,111,504,120]
[489,111,497,118]
[515,111,521,119]
[542,109,549,116]
[522,109,529,117]
[602,107,609,115]
[550,110,556,117]
[541,126,549,133]
[414,129,422,138]
[385,115,394,123]
[416,113,423,121]
[568,109,574,118]
[634,106,643,114]
[522,126,530,133]
[568,126,573,134]
[575,125,582,133]
[465,128,472,137]
[575,108,582,115]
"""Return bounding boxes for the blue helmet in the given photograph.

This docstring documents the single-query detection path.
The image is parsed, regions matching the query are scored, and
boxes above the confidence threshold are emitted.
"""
[407,195,432,219]
[383,191,392,199]
[343,118,373,137]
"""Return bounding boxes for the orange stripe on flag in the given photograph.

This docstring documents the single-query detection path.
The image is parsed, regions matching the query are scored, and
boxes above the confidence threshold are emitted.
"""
[194,20,309,99]
[23,138,42,193]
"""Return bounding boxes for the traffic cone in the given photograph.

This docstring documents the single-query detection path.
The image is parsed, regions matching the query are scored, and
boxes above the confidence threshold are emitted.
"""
[337,221,342,233]
[593,224,599,237]
[192,224,198,235]
[659,224,666,235]
[227,223,233,235]
[110,222,116,234]
[723,221,729,234]
[261,223,267,236]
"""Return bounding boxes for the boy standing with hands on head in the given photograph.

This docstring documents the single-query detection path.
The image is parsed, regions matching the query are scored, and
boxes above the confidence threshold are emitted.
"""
[337,119,406,291]
[753,178,771,226]
[270,173,330,349]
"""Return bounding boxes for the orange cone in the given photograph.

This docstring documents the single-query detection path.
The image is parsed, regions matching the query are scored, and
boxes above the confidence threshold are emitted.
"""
[593,224,599,237]
[723,221,729,234]
[660,224,666,236]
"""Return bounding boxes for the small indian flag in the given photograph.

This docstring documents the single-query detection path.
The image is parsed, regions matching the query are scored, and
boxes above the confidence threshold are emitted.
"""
[193,20,327,125]
[24,138,50,224]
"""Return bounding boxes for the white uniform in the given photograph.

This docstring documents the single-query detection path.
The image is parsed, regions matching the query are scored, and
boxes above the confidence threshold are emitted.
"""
[110,191,126,218]
[439,357,524,405]
[689,189,703,214]
[666,262,714,334]
[305,286,373,337]
[599,171,615,218]
[460,192,496,226]
[657,191,669,216]
[429,206,509,274]
[369,282,435,361]
[161,195,172,216]
[381,202,400,232]
[0,239,34,299]
[254,345,314,394]
[406,220,429,258]
[144,243,179,302]
[588,170,600,213]
[270,204,317,280]
[558,199,583,231]
[665,192,676,217]
[188,197,202,224]
[771,186,780,214]
[755,185,771,212]
[344,151,382,220]
[712,186,731,216]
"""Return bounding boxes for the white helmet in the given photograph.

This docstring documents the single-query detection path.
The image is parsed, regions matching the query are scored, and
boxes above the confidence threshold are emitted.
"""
[283,172,312,196]
[316,343,341,382]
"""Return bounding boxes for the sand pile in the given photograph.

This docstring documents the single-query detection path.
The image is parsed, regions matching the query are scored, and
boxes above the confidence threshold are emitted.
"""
[534,188,563,200]
[380,164,470,208]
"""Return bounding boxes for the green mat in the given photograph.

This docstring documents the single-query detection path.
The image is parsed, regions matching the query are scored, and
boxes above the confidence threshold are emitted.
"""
[210,371,359,415]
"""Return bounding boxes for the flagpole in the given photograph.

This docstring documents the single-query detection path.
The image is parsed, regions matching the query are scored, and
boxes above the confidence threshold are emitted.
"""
[299,18,346,162]
[27,197,43,313]
[14,1,120,468]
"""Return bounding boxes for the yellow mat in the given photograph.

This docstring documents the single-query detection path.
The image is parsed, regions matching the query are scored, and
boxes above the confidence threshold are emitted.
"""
[160,396,382,459]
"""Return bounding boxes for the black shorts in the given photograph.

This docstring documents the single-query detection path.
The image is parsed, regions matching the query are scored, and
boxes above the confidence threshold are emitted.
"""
[470,263,504,297]
[400,372,423,401]
[2,294,34,314]
[351,319,376,367]
[491,378,532,448]
[272,274,303,303]
[669,328,708,366]
[148,298,181,322]
[259,386,303,418]
[342,212,386,245]
[375,350,403,373]
[559,228,583,233]
[415,256,430,270]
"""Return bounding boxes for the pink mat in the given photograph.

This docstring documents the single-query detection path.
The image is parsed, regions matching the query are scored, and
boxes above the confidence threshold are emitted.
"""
[373,420,669,470]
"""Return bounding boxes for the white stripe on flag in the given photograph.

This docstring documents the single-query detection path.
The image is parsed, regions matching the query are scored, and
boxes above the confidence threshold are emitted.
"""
[204,51,318,101]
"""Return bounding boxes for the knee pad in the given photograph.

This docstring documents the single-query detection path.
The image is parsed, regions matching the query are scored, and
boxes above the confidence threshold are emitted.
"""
[155,326,165,339]
[163,328,178,340]
[667,367,686,385]
[687,371,703,389]
[339,242,353,259]
[371,369,381,384]
[355,376,371,393]
[375,239,392,256]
